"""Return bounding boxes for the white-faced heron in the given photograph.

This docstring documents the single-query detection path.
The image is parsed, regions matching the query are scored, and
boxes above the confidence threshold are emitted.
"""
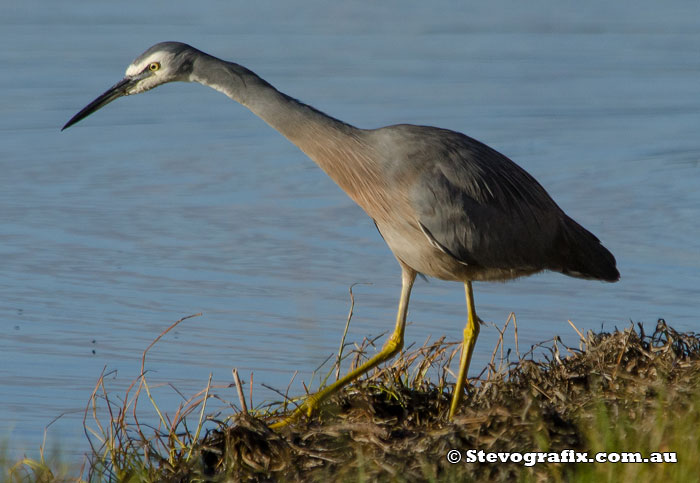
[63,42,619,426]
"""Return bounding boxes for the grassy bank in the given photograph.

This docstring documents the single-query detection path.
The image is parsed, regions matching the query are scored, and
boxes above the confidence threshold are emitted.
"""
[6,318,700,482]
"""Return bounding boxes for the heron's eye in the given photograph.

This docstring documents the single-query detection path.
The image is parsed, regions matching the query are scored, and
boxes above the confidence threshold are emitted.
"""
[148,62,160,72]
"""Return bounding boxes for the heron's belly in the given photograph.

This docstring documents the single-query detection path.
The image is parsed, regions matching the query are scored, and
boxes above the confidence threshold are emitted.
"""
[376,220,539,282]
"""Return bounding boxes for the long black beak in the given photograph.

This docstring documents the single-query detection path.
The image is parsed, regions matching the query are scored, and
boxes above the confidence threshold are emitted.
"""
[62,76,138,131]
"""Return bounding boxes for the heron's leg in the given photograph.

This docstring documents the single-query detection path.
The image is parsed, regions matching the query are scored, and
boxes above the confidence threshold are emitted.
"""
[448,281,481,419]
[270,265,416,428]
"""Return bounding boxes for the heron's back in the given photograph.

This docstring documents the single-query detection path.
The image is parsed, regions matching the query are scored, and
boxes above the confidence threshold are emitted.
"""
[365,125,619,283]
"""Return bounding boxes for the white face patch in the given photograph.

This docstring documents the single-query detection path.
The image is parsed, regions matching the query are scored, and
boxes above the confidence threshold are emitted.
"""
[126,75,163,95]
[123,50,179,95]
[125,52,166,77]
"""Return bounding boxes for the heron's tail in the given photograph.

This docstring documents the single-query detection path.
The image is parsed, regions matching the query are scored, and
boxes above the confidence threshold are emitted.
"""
[555,216,620,282]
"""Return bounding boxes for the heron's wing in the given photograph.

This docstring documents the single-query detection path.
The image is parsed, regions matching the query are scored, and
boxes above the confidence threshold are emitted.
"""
[409,129,562,270]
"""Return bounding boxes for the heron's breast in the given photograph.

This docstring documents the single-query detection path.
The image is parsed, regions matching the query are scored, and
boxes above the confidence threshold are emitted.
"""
[373,217,461,281]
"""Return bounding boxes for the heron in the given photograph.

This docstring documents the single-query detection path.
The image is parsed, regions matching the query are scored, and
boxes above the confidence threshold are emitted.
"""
[63,42,619,426]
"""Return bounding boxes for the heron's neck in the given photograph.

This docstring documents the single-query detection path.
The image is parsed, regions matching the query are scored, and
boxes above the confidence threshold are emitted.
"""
[190,56,384,212]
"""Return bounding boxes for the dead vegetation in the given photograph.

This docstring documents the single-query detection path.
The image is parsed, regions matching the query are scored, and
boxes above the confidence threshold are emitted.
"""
[69,315,700,482]
[9,316,700,482]
[171,319,697,482]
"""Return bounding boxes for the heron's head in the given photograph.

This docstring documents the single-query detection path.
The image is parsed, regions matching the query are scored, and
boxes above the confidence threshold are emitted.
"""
[62,42,197,130]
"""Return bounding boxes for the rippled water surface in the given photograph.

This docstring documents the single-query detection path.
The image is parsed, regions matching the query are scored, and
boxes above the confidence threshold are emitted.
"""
[2,0,699,462]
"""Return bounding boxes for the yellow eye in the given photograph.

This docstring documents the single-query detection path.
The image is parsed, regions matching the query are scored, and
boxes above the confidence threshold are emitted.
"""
[148,62,160,72]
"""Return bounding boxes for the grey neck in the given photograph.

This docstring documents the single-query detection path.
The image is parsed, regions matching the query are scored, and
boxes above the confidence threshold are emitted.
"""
[188,54,360,146]
[186,52,389,221]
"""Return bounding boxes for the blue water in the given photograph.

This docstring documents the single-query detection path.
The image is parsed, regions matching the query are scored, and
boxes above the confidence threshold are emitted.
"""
[2,0,699,465]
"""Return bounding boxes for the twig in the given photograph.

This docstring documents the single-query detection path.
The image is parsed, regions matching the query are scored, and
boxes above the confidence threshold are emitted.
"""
[141,313,202,375]
[568,319,586,350]
[232,368,248,414]
[510,312,520,360]
[335,283,372,380]
[250,371,254,413]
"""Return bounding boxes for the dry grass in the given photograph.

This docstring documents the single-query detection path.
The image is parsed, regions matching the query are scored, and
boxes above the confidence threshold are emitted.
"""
[190,318,699,482]
[6,312,700,482]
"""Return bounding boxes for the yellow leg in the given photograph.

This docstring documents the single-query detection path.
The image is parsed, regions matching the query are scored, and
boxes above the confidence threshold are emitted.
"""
[448,281,481,419]
[270,266,417,429]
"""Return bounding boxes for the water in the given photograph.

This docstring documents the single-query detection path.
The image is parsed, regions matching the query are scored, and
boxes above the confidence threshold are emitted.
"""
[2,0,699,464]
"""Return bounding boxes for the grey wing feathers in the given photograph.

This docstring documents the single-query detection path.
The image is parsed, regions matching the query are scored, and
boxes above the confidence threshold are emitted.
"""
[406,126,606,275]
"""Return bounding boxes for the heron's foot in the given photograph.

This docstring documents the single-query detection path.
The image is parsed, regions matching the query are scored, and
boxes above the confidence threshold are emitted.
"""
[268,393,322,429]
[269,292,411,430]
